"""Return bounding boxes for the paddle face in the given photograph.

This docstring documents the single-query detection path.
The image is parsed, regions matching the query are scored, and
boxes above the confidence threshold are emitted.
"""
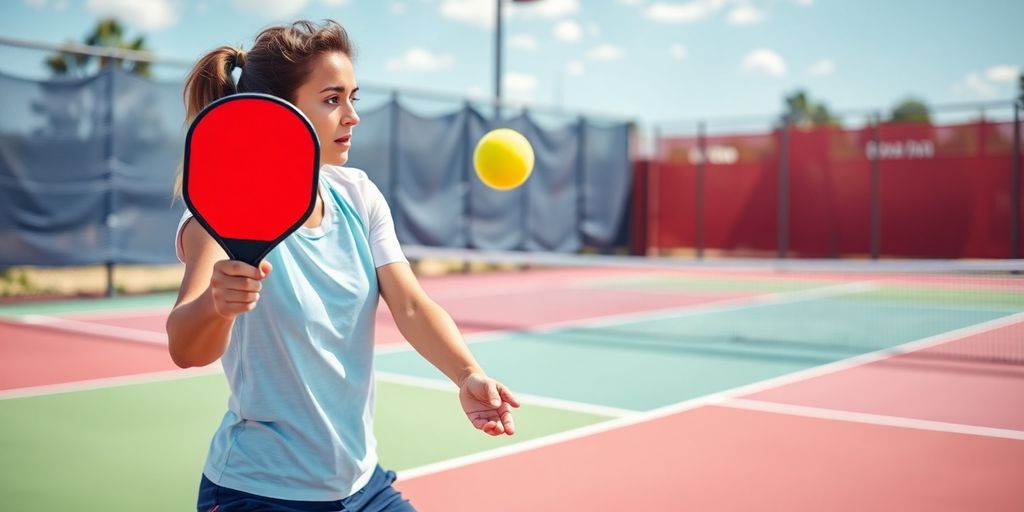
[183,93,320,266]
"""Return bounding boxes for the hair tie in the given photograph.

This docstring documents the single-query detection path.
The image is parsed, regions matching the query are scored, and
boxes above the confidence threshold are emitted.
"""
[230,50,247,70]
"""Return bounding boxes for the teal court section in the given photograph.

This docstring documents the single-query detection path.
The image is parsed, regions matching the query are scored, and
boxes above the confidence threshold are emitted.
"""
[580,273,842,293]
[0,293,178,318]
[375,296,1018,411]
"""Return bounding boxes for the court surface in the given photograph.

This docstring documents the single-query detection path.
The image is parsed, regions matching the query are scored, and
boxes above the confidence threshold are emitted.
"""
[1,264,1022,511]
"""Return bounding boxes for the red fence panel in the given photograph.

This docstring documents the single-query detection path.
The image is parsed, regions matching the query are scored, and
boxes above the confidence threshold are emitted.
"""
[646,120,1019,259]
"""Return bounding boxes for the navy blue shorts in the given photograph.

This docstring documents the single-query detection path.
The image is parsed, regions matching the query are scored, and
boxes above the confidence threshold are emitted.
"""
[197,465,416,512]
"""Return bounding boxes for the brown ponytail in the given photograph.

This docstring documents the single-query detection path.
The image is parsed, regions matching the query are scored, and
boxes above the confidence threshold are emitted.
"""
[182,46,245,124]
[174,19,354,197]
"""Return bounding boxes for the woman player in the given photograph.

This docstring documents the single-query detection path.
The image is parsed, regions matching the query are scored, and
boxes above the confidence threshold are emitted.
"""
[166,19,519,512]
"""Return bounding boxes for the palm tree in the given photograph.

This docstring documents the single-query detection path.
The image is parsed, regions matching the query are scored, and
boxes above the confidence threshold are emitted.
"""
[889,97,931,123]
[44,18,152,78]
[783,90,837,128]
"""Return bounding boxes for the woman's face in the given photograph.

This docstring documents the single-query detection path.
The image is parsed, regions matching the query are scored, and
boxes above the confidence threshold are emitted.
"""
[293,51,360,166]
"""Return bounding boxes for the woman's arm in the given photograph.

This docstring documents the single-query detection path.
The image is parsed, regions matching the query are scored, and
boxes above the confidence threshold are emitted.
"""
[378,262,519,435]
[165,219,270,368]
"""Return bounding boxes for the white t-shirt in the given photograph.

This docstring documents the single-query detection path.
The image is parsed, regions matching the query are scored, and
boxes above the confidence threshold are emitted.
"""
[175,165,406,501]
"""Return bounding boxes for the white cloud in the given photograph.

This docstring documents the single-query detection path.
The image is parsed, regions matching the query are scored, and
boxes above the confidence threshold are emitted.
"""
[963,72,997,98]
[508,34,538,50]
[567,60,585,75]
[985,65,1020,83]
[553,20,583,42]
[467,85,486,99]
[618,0,645,5]
[391,2,407,15]
[25,0,47,8]
[385,48,455,72]
[670,43,687,60]
[588,44,624,61]
[793,0,814,5]
[441,0,577,28]
[512,0,579,18]
[230,0,309,19]
[741,48,786,77]
[320,0,350,5]
[645,0,726,23]
[53,0,68,11]
[440,0,494,28]
[727,3,765,25]
[954,66,1019,98]
[87,0,179,30]
[807,58,834,76]
[504,71,538,100]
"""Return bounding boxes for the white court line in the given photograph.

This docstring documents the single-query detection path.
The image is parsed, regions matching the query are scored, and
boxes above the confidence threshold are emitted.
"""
[376,280,881,355]
[376,372,637,418]
[0,366,223,400]
[721,398,1024,441]
[56,306,174,320]
[396,312,1024,481]
[11,315,167,345]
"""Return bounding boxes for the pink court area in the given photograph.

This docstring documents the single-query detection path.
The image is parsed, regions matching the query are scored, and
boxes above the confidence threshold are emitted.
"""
[0,321,180,390]
[744,319,1024,431]
[395,404,1024,512]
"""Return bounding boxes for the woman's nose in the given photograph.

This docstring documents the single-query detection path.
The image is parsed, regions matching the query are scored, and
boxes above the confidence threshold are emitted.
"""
[343,108,359,127]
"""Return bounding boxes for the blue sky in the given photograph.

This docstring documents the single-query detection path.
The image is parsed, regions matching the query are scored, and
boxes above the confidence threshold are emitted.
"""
[1,0,1021,123]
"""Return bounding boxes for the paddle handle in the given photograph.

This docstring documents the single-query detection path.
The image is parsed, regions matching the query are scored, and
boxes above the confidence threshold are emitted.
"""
[222,238,271,267]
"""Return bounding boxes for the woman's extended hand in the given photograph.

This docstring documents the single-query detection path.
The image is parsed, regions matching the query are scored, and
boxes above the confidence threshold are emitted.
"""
[458,373,520,436]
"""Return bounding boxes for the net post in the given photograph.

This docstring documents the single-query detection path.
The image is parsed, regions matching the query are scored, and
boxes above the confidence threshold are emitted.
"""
[105,67,117,298]
[389,92,408,271]
[870,111,882,261]
[462,102,473,273]
[696,120,706,260]
[519,109,530,255]
[649,125,661,256]
[1012,100,1021,260]
[576,115,587,251]
[778,114,791,259]
[462,101,473,252]
[106,262,115,298]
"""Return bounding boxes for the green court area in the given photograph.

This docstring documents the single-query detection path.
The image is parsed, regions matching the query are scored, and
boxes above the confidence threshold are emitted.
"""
[375,297,1017,411]
[0,376,610,512]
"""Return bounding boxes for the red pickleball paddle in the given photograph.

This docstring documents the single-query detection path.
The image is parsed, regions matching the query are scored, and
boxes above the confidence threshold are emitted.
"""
[183,93,320,266]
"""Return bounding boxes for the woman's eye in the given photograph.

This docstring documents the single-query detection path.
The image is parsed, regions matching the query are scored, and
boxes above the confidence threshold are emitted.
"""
[351,96,360,103]
[326,96,339,105]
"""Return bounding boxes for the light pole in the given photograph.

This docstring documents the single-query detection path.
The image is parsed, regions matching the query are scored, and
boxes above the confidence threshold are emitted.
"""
[495,0,540,118]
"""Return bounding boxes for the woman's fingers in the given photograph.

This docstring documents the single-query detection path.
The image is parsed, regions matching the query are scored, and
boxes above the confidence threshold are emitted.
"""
[498,383,520,408]
[210,260,268,318]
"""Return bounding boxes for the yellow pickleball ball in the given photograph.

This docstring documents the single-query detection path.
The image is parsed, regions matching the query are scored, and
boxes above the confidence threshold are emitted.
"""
[473,128,534,190]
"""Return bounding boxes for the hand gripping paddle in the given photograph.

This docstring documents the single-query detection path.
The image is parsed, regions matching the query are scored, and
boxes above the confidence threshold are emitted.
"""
[183,93,320,267]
